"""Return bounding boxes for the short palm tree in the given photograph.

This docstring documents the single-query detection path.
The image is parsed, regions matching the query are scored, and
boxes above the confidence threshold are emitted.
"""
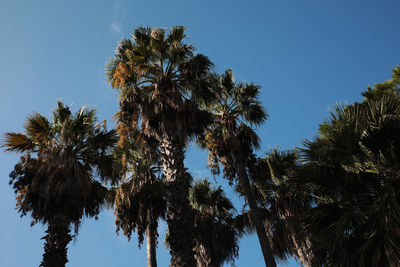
[301,69,400,266]
[189,180,240,267]
[3,101,118,267]
[107,26,215,266]
[199,69,276,266]
[113,130,166,267]
[250,149,313,266]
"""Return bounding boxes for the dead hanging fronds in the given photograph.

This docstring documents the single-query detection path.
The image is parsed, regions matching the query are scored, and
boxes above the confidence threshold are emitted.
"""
[113,62,131,88]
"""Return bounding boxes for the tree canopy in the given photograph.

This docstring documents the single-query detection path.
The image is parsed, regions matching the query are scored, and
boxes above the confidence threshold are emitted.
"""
[3,22,400,267]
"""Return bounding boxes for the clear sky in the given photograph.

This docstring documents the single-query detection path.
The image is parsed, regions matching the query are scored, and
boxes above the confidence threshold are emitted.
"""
[1,0,400,266]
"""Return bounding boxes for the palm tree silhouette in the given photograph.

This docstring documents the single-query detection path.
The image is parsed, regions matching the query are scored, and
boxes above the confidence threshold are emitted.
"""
[4,101,118,267]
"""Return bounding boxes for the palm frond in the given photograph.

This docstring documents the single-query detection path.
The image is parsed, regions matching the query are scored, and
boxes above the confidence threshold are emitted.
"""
[167,25,186,43]
[52,100,71,125]
[25,113,51,144]
[6,101,119,235]
[2,132,34,152]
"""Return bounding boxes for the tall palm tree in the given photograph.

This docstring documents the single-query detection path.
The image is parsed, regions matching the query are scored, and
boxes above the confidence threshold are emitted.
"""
[300,69,400,266]
[250,149,313,266]
[113,130,166,267]
[3,101,118,267]
[106,26,215,266]
[189,180,240,267]
[199,69,276,266]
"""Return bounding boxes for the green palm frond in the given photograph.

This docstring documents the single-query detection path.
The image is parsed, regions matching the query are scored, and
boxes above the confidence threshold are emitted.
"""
[5,101,119,233]
[239,124,261,149]
[393,65,400,85]
[52,100,72,125]
[25,113,51,144]
[113,127,165,246]
[201,69,267,182]
[266,148,297,184]
[167,25,186,43]
[107,26,216,147]
[189,180,235,219]
[189,179,239,266]
[132,27,151,45]
[245,149,315,264]
[299,68,400,266]
[221,69,235,93]
[72,105,97,131]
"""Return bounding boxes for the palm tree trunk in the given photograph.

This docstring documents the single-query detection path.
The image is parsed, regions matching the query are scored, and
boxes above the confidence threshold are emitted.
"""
[40,216,72,267]
[233,153,277,267]
[146,210,157,267]
[160,137,196,267]
[194,243,213,267]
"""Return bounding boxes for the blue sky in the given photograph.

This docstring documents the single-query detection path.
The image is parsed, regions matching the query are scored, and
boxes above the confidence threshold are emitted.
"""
[1,0,400,266]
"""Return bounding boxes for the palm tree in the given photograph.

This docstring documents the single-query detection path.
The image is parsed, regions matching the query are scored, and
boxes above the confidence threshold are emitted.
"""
[250,149,313,266]
[113,130,166,267]
[300,68,400,266]
[189,180,240,267]
[199,69,276,266]
[3,101,118,267]
[361,65,400,101]
[106,26,215,266]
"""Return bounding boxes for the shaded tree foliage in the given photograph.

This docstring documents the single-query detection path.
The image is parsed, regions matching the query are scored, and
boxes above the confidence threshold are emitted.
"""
[107,25,215,266]
[250,149,313,266]
[4,102,118,267]
[198,69,276,267]
[189,180,240,267]
[113,130,166,267]
[300,66,400,267]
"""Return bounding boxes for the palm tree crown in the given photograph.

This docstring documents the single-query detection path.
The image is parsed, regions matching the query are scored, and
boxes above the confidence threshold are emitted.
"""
[3,101,118,267]
[199,69,277,267]
[301,86,400,266]
[250,149,313,266]
[113,130,166,267]
[202,69,267,180]
[107,26,214,143]
[190,179,240,267]
[107,26,215,266]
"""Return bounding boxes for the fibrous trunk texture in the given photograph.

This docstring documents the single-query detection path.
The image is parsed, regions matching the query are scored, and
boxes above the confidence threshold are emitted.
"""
[195,243,215,267]
[146,210,157,267]
[40,216,72,267]
[160,138,196,267]
[291,231,313,267]
[233,152,277,267]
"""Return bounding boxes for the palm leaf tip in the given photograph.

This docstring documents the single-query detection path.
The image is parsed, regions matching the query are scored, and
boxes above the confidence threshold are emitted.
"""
[2,132,33,152]
[25,113,51,141]
[168,25,186,43]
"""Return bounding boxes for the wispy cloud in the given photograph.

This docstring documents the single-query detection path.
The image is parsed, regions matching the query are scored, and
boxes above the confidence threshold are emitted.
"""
[110,21,121,35]
[110,0,123,35]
